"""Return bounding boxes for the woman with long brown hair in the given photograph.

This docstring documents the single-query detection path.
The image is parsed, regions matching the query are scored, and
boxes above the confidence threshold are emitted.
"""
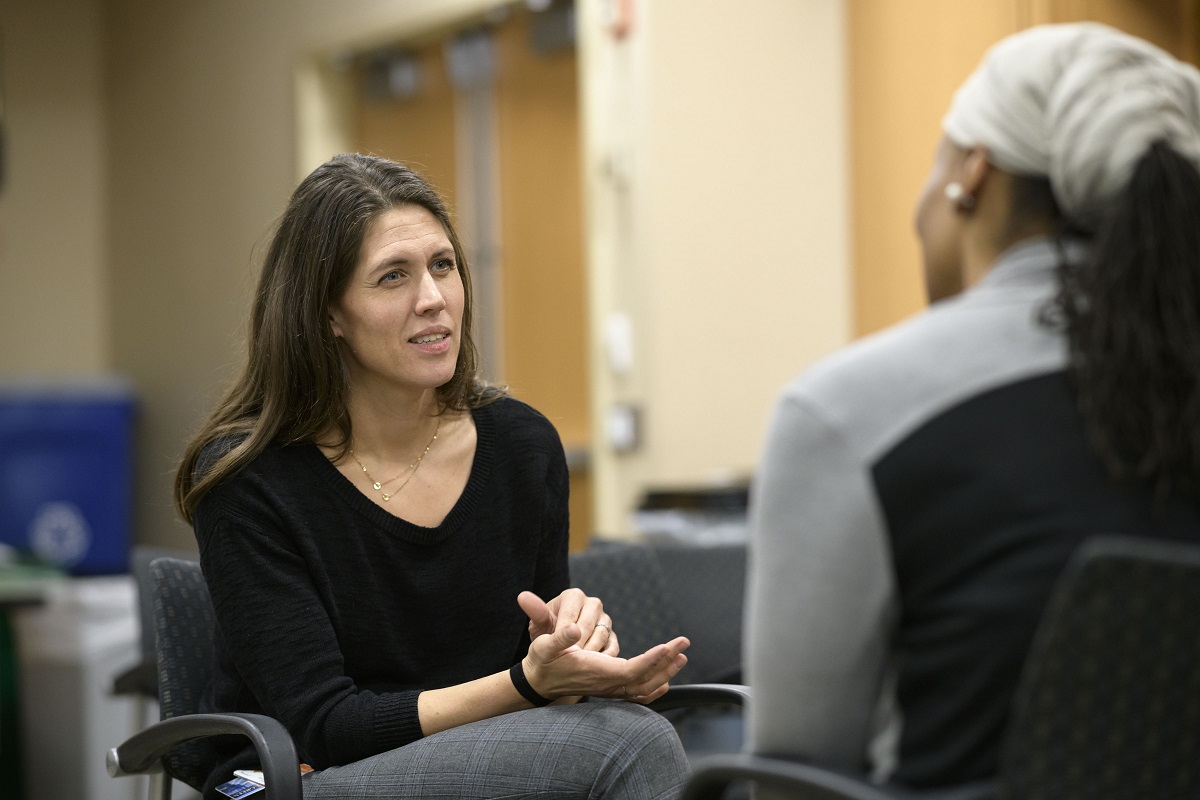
[176,153,691,799]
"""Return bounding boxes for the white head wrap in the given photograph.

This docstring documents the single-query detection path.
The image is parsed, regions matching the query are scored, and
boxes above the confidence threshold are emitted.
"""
[942,23,1200,229]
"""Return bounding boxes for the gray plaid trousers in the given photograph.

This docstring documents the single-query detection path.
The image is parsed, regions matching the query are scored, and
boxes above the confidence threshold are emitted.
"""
[301,701,690,799]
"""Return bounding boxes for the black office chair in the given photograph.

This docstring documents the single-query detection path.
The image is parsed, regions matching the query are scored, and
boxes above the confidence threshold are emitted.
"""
[682,535,1200,800]
[568,540,746,686]
[650,541,746,685]
[570,540,749,761]
[569,542,686,668]
[106,557,747,800]
[112,545,194,704]
[107,557,302,800]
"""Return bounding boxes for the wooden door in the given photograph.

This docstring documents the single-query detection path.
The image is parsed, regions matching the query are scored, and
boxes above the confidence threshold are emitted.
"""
[492,8,592,550]
[355,42,459,210]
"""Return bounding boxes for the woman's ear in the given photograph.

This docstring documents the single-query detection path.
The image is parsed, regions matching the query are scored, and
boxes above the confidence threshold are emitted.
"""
[960,145,991,199]
[329,312,343,339]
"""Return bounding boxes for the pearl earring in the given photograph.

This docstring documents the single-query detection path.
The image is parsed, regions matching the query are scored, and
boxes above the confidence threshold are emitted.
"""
[944,182,975,211]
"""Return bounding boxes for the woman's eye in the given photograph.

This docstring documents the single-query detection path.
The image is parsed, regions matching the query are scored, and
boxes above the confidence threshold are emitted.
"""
[380,270,404,284]
[432,258,457,274]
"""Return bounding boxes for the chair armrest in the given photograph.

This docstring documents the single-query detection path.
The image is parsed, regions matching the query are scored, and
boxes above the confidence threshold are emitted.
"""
[683,753,997,800]
[647,682,750,712]
[107,712,302,800]
[683,752,904,800]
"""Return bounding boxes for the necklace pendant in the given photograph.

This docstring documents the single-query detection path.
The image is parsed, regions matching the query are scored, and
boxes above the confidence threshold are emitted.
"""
[372,481,382,490]
[382,493,391,501]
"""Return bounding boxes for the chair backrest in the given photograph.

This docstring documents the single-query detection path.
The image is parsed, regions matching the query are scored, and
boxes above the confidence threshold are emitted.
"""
[570,541,746,685]
[133,546,196,664]
[999,535,1200,800]
[651,542,745,684]
[150,556,220,792]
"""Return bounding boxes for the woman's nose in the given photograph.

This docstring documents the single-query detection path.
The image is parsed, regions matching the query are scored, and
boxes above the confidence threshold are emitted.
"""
[415,272,447,313]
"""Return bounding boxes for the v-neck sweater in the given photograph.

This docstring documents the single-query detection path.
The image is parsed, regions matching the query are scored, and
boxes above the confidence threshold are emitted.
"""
[192,396,570,792]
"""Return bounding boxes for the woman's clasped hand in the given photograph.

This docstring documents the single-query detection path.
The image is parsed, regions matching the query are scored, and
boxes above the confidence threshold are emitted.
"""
[518,588,691,703]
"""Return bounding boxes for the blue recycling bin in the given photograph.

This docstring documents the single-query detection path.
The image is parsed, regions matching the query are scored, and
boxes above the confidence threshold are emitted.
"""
[0,381,137,575]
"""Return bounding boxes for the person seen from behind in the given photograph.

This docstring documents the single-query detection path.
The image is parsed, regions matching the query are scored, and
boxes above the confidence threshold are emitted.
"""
[746,21,1200,792]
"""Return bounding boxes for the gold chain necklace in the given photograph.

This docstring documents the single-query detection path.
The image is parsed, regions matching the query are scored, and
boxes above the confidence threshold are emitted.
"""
[349,417,441,502]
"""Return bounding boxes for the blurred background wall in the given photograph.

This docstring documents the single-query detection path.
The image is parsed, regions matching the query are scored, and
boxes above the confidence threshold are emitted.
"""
[2,0,1197,555]
[2,4,1197,798]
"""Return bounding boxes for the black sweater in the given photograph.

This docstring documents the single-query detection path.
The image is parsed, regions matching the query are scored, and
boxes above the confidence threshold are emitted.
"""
[193,397,570,794]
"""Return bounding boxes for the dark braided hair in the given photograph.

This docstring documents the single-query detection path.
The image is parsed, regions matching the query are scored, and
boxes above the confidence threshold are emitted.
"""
[1053,141,1200,500]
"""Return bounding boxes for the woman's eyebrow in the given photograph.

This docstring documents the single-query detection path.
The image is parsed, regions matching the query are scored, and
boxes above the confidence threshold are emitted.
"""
[370,254,412,272]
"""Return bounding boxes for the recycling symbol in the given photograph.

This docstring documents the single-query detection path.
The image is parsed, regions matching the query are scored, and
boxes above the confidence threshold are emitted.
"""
[29,502,92,567]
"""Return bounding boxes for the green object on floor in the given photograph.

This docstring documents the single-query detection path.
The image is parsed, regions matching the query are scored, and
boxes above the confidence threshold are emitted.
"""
[0,559,64,800]
[0,610,25,800]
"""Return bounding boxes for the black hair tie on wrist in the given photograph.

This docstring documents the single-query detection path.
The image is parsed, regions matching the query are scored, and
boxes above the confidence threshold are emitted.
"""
[510,661,552,707]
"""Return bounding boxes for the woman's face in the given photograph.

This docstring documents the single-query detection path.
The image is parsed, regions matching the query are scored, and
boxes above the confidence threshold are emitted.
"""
[914,136,968,303]
[329,204,465,398]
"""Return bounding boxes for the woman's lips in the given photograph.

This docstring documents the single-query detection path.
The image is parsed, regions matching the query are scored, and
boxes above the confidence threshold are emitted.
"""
[409,331,452,354]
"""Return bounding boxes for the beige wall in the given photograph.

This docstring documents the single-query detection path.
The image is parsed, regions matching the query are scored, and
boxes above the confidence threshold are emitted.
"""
[103,0,508,548]
[641,0,851,490]
[6,0,852,548]
[0,0,109,375]
[579,0,852,534]
[1,0,511,550]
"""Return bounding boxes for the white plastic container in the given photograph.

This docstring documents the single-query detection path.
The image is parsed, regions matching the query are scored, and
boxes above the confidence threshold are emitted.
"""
[13,575,139,800]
